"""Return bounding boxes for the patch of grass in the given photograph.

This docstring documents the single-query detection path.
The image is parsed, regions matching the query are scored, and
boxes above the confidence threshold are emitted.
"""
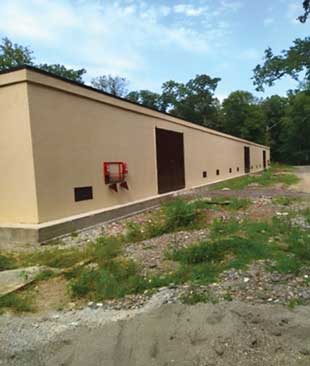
[210,166,299,191]
[19,247,90,269]
[0,254,17,271]
[180,290,218,305]
[70,258,144,299]
[125,221,144,242]
[273,196,300,206]
[125,199,202,242]
[0,292,33,314]
[192,197,251,211]
[288,298,305,309]
[302,208,310,224]
[35,269,56,281]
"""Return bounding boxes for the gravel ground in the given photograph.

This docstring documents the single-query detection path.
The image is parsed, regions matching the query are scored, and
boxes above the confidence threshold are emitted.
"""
[2,294,310,366]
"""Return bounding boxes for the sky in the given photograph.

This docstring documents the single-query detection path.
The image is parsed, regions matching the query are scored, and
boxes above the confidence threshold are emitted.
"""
[0,0,309,101]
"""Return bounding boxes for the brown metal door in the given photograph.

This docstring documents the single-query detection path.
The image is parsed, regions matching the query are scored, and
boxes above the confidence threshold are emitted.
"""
[156,128,185,194]
[244,146,250,173]
[263,150,266,169]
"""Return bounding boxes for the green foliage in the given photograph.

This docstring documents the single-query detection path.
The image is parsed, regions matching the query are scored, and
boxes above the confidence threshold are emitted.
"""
[20,247,88,269]
[0,254,17,271]
[70,259,144,299]
[163,199,198,231]
[210,166,299,190]
[221,91,267,144]
[253,38,310,92]
[180,290,218,305]
[0,292,33,314]
[280,92,310,165]
[261,95,288,161]
[126,199,201,242]
[38,64,86,83]
[161,75,221,128]
[35,269,56,281]
[272,196,299,206]
[126,221,144,242]
[302,208,310,224]
[0,38,86,83]
[299,0,310,22]
[0,37,33,70]
[127,90,166,111]
[92,75,129,97]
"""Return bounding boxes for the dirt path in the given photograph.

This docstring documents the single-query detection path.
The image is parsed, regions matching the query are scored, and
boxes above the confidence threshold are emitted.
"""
[1,298,310,366]
[290,166,310,193]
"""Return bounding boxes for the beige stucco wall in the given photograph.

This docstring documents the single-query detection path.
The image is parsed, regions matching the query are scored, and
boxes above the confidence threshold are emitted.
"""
[0,68,270,224]
[0,81,38,224]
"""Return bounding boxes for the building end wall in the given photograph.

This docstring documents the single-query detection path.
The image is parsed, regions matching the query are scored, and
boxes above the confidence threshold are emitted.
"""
[0,82,39,224]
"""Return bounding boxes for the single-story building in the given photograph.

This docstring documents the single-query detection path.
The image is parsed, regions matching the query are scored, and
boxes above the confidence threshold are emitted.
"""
[0,66,270,244]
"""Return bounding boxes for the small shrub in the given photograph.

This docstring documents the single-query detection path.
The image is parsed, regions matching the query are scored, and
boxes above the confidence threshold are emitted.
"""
[302,208,310,224]
[89,236,123,264]
[270,255,302,274]
[21,248,88,269]
[125,221,144,242]
[163,199,198,231]
[273,196,299,206]
[35,269,55,281]
[180,291,218,305]
[0,254,16,271]
[0,293,33,313]
[70,258,147,300]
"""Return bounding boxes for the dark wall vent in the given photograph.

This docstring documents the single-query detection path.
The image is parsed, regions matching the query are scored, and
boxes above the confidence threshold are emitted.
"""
[203,171,207,178]
[216,169,220,176]
[74,186,93,202]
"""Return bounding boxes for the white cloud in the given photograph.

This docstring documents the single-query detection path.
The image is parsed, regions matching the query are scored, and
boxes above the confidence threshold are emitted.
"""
[173,4,207,17]
[0,0,239,85]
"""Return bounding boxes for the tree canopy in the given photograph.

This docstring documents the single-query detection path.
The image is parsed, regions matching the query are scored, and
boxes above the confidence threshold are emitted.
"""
[0,37,86,83]
[253,38,310,92]
[91,75,129,97]
[299,0,310,22]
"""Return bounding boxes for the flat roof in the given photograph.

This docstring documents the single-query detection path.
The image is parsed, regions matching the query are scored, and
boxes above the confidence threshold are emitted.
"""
[0,65,269,150]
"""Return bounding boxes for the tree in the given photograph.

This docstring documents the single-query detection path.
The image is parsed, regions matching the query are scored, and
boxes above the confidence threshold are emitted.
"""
[39,64,86,84]
[91,75,129,97]
[253,38,310,91]
[0,38,86,83]
[161,74,221,128]
[280,92,310,164]
[0,37,34,70]
[221,91,267,144]
[299,0,310,23]
[261,95,288,161]
[127,90,166,111]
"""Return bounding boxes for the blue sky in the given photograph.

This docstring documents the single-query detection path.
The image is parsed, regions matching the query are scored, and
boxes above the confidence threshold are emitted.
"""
[0,0,309,100]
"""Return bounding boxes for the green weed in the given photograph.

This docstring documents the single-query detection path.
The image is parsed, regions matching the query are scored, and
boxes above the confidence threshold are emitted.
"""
[210,166,299,191]
[180,290,218,305]
[0,254,17,271]
[0,292,33,314]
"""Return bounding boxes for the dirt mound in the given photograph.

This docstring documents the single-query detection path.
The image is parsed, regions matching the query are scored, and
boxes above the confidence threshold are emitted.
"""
[2,301,310,366]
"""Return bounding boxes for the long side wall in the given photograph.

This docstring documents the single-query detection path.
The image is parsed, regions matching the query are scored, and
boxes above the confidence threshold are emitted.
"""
[0,81,38,224]
[27,80,269,224]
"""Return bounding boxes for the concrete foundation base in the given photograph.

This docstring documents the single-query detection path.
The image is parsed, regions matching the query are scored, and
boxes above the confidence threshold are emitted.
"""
[0,172,262,245]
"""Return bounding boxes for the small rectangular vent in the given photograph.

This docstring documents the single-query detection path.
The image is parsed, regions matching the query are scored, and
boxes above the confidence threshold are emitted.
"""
[203,171,207,178]
[216,169,220,176]
[74,186,93,202]
[229,168,232,173]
